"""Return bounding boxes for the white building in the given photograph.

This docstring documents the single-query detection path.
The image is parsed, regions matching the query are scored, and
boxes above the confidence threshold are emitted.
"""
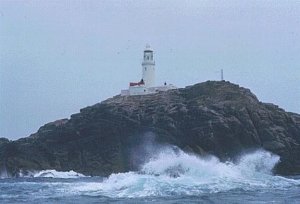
[121,45,176,96]
[142,45,155,87]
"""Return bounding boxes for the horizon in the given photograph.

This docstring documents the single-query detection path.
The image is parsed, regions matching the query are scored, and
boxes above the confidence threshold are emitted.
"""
[1,0,300,140]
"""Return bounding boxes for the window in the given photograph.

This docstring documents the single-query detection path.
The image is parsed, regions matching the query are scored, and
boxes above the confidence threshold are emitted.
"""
[147,56,149,60]
[145,67,147,71]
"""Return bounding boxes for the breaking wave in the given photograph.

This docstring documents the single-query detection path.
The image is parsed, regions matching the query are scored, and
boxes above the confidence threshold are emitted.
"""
[1,145,299,200]
[2,169,87,179]
[32,170,86,178]
[71,147,299,198]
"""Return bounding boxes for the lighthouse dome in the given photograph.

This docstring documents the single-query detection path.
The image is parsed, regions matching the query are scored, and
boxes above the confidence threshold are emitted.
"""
[144,44,153,52]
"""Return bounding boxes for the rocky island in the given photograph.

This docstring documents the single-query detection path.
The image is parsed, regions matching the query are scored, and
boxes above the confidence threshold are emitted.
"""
[1,81,300,177]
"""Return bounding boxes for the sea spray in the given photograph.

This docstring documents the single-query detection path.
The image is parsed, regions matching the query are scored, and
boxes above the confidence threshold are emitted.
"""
[33,170,86,178]
[0,145,299,203]
[129,132,166,171]
[237,150,280,175]
[14,169,87,178]
[72,146,299,198]
[0,164,10,179]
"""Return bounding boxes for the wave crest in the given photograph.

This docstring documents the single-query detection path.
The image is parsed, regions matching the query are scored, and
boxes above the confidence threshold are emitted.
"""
[73,147,298,198]
[12,169,87,179]
[32,170,86,178]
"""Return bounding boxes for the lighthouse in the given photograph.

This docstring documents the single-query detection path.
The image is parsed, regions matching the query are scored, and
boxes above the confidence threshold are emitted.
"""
[121,44,176,96]
[142,44,155,87]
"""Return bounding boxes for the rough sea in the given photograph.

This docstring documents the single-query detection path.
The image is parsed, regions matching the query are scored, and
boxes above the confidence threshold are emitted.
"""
[1,147,300,204]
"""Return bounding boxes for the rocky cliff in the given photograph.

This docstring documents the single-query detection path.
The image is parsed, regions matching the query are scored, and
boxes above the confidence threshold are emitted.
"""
[1,81,300,176]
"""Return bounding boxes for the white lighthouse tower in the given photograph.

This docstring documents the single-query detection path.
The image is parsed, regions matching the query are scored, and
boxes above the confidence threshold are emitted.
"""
[121,44,176,96]
[142,44,155,87]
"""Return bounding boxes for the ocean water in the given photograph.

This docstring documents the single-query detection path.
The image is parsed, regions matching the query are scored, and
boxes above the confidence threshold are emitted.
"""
[1,148,300,204]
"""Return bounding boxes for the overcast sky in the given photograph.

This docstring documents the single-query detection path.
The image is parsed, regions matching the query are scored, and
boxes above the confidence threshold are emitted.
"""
[1,0,300,140]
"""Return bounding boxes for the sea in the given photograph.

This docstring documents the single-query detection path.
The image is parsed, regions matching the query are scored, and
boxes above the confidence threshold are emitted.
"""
[1,147,300,204]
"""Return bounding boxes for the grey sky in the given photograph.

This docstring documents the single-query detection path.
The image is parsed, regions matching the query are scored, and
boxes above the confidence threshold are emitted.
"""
[1,0,299,140]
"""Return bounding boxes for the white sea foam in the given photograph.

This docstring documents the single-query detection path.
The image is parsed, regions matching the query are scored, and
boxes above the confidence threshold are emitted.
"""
[0,167,10,179]
[71,147,300,198]
[32,170,86,178]
[2,168,87,179]
[2,145,299,199]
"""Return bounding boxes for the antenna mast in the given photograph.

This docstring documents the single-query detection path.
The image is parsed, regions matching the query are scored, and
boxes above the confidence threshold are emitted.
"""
[221,69,224,81]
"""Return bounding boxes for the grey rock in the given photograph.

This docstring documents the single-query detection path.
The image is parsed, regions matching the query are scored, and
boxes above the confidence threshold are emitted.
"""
[0,81,299,176]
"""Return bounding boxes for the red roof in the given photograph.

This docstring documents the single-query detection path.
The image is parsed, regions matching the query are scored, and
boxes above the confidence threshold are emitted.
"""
[129,80,144,87]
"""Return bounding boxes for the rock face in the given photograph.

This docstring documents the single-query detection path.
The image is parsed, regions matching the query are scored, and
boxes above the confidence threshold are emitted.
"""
[1,81,300,176]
